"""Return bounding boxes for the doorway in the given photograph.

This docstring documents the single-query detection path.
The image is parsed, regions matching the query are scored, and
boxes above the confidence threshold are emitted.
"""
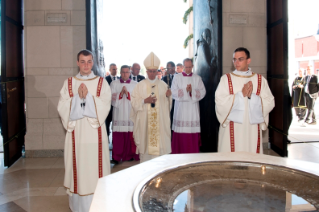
[287,0,319,144]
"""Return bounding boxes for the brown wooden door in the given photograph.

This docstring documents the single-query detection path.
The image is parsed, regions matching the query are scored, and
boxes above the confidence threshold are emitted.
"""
[267,0,289,157]
[1,0,25,167]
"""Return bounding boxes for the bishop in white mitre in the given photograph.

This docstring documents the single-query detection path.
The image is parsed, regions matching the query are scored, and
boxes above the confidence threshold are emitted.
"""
[171,58,206,153]
[130,52,172,163]
[215,47,274,153]
[57,50,111,212]
[111,65,139,163]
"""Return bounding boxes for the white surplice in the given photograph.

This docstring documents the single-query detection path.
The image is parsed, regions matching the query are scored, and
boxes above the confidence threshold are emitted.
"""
[130,78,172,162]
[171,72,206,133]
[110,79,137,132]
[215,69,275,153]
[58,72,111,212]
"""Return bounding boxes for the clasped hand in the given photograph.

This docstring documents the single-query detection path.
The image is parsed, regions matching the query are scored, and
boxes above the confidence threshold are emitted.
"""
[242,81,253,98]
[78,83,88,99]
[144,95,157,104]
[186,84,192,92]
[121,86,128,97]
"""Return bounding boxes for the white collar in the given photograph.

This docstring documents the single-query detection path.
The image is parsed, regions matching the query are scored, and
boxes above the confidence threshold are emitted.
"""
[110,75,117,78]
[147,78,157,83]
[233,68,252,76]
[76,71,95,79]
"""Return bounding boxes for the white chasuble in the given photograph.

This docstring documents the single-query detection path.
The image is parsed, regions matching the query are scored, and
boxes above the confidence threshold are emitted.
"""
[171,72,206,133]
[110,79,137,132]
[215,71,274,153]
[58,75,111,197]
[130,78,172,157]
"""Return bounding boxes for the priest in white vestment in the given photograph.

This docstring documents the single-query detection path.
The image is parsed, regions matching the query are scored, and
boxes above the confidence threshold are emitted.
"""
[111,65,139,163]
[171,58,206,153]
[58,50,111,212]
[215,47,275,153]
[130,52,172,163]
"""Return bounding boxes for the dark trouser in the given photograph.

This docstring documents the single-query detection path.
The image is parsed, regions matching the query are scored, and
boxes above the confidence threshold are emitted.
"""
[294,108,306,119]
[305,93,316,122]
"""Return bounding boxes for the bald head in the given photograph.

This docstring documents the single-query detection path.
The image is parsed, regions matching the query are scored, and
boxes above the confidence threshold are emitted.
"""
[131,63,141,76]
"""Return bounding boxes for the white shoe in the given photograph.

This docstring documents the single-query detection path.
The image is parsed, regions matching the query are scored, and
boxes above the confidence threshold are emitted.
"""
[301,122,307,127]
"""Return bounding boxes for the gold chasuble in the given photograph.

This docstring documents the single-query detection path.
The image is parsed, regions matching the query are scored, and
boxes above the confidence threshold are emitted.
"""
[58,75,111,196]
[146,79,161,155]
[130,78,172,160]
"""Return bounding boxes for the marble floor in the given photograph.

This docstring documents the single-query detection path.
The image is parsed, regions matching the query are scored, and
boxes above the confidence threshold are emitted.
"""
[0,141,318,211]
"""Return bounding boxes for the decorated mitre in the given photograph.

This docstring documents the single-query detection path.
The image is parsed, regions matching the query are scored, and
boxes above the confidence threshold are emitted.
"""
[144,52,160,70]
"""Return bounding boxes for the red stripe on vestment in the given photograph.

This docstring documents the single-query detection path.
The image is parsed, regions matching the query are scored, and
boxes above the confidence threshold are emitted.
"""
[98,127,103,178]
[96,77,103,97]
[226,73,235,152]
[256,74,262,153]
[256,124,261,153]
[256,74,262,96]
[229,121,235,152]
[68,77,73,97]
[96,78,103,178]
[72,130,78,194]
[226,73,234,95]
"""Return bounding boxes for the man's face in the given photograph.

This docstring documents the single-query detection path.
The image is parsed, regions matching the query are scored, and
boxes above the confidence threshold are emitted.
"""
[298,70,303,77]
[109,65,117,76]
[157,71,162,79]
[176,66,183,73]
[233,51,251,72]
[146,69,157,80]
[184,61,193,74]
[121,68,130,81]
[166,64,176,75]
[77,54,93,75]
[307,67,312,75]
[131,64,141,76]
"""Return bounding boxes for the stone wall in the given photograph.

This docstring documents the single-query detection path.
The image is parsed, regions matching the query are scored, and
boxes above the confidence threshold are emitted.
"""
[25,0,86,156]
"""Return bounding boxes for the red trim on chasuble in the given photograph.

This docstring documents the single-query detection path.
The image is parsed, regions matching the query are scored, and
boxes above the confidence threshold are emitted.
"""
[256,74,262,153]
[98,127,103,178]
[226,73,235,152]
[72,131,78,194]
[68,77,73,97]
[96,77,103,178]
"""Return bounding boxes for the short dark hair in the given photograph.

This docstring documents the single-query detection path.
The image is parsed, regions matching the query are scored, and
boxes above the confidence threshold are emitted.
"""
[176,63,183,67]
[183,58,193,65]
[166,61,175,67]
[77,49,94,61]
[234,47,250,59]
[109,63,116,68]
[120,65,130,72]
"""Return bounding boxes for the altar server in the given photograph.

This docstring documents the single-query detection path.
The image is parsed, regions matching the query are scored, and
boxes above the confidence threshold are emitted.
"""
[171,58,206,153]
[130,52,172,163]
[58,50,111,211]
[111,65,139,164]
[215,47,274,153]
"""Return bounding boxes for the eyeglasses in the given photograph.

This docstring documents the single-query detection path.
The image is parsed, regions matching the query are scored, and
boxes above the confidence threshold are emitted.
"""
[232,58,247,63]
[112,69,117,71]
[147,70,157,74]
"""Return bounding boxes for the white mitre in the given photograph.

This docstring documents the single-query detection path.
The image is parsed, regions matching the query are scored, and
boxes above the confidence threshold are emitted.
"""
[144,52,160,70]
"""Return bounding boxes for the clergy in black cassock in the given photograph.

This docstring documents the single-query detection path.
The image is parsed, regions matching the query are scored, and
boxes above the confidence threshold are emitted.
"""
[291,70,306,121]
[162,61,177,131]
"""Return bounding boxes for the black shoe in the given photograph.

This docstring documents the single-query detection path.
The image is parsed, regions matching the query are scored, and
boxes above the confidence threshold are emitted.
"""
[111,159,119,164]
[128,158,134,161]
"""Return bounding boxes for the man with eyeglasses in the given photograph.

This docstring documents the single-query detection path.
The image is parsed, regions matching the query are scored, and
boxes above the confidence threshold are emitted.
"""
[110,65,139,164]
[215,47,274,154]
[105,64,119,142]
[129,63,145,82]
[171,58,206,154]
[130,52,172,163]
